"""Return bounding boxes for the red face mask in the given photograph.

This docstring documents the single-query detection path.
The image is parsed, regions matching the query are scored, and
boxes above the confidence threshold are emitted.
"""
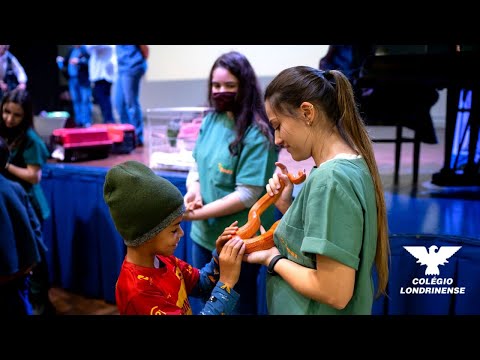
[212,92,237,112]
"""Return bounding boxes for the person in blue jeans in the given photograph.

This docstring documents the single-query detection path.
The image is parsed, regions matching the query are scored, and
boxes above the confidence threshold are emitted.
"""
[56,45,92,127]
[114,45,147,146]
[86,45,116,124]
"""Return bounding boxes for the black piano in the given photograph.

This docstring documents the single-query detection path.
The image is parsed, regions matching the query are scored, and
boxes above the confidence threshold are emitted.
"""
[356,45,480,186]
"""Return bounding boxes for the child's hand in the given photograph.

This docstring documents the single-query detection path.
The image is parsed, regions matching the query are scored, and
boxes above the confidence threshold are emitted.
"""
[215,221,238,254]
[218,236,246,289]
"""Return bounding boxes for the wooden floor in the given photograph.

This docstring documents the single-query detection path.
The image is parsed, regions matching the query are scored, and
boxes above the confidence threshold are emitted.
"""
[45,125,478,315]
[49,287,119,315]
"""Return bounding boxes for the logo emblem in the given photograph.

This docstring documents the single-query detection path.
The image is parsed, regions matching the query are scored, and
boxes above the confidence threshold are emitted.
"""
[403,245,461,276]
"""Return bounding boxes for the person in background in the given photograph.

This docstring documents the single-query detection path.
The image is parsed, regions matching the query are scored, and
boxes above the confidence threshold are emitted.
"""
[103,160,246,315]
[0,89,54,316]
[0,135,44,316]
[182,51,279,315]
[0,45,28,99]
[243,66,390,314]
[319,44,375,84]
[114,45,148,146]
[85,45,116,124]
[56,45,92,128]
[319,44,439,144]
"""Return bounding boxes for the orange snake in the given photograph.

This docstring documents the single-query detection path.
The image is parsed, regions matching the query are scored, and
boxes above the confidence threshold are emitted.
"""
[216,169,306,254]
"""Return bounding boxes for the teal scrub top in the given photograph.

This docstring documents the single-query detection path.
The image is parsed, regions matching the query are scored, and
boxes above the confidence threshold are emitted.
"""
[267,157,378,315]
[9,128,51,221]
[190,112,279,251]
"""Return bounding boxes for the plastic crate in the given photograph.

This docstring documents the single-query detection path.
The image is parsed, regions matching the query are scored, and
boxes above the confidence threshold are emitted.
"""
[51,127,113,162]
[145,107,211,171]
[33,111,70,150]
[91,123,136,154]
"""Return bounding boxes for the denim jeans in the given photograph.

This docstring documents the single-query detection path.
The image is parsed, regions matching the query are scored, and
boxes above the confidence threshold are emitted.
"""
[114,67,146,144]
[68,77,92,127]
[93,80,114,123]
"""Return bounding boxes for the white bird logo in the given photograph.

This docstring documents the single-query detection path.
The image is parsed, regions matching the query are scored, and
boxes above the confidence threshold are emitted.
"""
[403,245,461,276]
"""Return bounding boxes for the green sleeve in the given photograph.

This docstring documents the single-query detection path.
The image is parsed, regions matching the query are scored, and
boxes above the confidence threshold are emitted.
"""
[236,126,278,186]
[24,131,50,166]
[301,180,363,270]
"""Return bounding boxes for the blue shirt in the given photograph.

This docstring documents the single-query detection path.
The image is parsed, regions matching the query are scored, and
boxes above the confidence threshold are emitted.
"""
[116,45,147,75]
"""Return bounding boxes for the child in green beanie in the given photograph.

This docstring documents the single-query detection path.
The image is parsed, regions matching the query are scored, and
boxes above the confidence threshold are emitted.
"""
[104,160,245,315]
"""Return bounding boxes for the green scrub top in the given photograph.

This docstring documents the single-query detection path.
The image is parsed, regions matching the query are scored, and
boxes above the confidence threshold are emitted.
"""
[190,112,278,252]
[268,157,378,315]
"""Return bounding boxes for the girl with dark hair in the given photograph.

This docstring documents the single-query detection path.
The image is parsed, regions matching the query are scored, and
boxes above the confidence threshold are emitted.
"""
[183,51,279,315]
[0,89,54,315]
[243,66,390,314]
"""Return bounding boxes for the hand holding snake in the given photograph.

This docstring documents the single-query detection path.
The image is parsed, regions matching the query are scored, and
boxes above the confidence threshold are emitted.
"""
[216,163,306,254]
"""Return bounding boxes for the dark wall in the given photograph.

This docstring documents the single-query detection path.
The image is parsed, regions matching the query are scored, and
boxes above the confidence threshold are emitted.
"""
[9,45,61,114]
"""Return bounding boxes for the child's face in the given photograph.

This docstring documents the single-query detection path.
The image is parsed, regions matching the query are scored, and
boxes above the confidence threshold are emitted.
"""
[150,215,184,256]
[2,101,24,128]
[211,67,239,94]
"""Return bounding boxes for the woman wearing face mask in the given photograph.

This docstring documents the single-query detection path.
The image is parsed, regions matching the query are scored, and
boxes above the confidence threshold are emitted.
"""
[183,51,279,315]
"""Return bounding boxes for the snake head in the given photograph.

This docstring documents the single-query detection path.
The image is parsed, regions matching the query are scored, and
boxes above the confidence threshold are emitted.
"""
[287,169,307,184]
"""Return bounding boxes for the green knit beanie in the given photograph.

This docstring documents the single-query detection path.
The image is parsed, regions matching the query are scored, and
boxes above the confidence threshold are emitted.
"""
[103,161,185,247]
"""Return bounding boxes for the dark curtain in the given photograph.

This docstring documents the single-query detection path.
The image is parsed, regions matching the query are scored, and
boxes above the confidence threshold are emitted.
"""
[8,45,61,115]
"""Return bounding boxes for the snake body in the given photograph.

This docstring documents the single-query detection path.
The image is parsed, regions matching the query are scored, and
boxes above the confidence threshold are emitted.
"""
[216,170,306,254]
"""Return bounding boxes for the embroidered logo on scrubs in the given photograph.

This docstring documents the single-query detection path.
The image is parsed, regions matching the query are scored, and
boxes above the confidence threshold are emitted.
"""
[279,237,298,258]
[218,162,233,174]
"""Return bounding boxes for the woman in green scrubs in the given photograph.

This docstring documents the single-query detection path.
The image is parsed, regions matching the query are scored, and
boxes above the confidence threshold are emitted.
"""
[243,66,390,315]
[183,51,279,315]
